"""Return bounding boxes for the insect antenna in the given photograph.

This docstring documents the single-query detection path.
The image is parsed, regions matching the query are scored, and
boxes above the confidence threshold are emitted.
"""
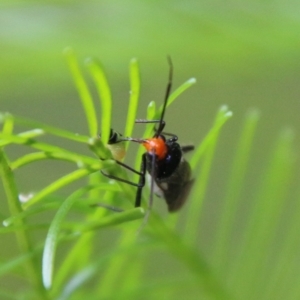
[142,57,174,226]
[155,56,173,137]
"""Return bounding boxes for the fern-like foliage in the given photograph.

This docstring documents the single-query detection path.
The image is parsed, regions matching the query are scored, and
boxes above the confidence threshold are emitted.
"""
[0,49,297,300]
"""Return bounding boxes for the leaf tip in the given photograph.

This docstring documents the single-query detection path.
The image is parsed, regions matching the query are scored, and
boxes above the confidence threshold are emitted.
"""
[188,77,197,84]
[130,57,138,64]
[63,47,73,56]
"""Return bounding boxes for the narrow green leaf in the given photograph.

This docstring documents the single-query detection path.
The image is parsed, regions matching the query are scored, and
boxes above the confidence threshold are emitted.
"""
[64,47,98,137]
[184,106,232,244]
[0,129,44,147]
[75,207,144,233]
[231,129,295,298]
[1,112,14,134]
[0,223,49,233]
[45,185,129,293]
[97,229,139,297]
[3,202,60,227]
[23,166,113,209]
[124,58,140,141]
[42,185,100,289]
[57,239,156,300]
[213,109,260,269]
[190,105,233,169]
[86,58,112,144]
[147,101,156,120]
[0,112,89,143]
[0,133,103,169]
[151,77,197,123]
[0,149,47,298]
[11,152,73,169]
[149,212,234,300]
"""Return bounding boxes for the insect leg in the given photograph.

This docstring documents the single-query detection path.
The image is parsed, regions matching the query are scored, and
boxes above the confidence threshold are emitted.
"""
[135,153,147,207]
[181,145,195,153]
[100,157,147,208]
[135,119,166,136]
[101,160,143,187]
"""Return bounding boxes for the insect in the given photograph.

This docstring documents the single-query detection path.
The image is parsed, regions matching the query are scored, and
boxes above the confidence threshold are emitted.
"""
[105,129,126,161]
[101,58,194,214]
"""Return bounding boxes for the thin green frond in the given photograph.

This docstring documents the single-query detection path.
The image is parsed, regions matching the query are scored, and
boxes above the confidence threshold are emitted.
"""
[0,132,103,169]
[1,113,14,134]
[96,230,138,297]
[213,109,260,269]
[74,207,144,233]
[11,152,74,169]
[56,239,157,300]
[149,212,234,299]
[0,112,90,143]
[124,58,140,140]
[42,184,127,291]
[42,185,97,289]
[230,128,295,299]
[6,54,300,300]
[265,188,300,299]
[0,149,47,299]
[3,202,69,227]
[151,77,197,123]
[147,100,156,120]
[190,105,233,169]
[0,129,44,147]
[0,223,50,233]
[85,58,112,144]
[64,47,98,137]
[184,106,233,244]
[23,167,115,209]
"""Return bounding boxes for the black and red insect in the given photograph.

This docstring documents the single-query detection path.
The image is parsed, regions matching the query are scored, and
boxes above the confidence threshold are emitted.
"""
[102,58,194,213]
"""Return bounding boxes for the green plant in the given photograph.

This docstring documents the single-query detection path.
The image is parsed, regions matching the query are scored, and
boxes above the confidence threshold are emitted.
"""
[0,49,298,300]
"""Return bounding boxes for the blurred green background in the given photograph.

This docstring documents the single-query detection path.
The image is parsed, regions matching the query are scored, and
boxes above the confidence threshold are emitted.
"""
[1,0,300,194]
[1,0,300,299]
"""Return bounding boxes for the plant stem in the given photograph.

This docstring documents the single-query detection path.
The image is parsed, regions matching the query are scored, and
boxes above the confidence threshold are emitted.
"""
[0,149,48,300]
